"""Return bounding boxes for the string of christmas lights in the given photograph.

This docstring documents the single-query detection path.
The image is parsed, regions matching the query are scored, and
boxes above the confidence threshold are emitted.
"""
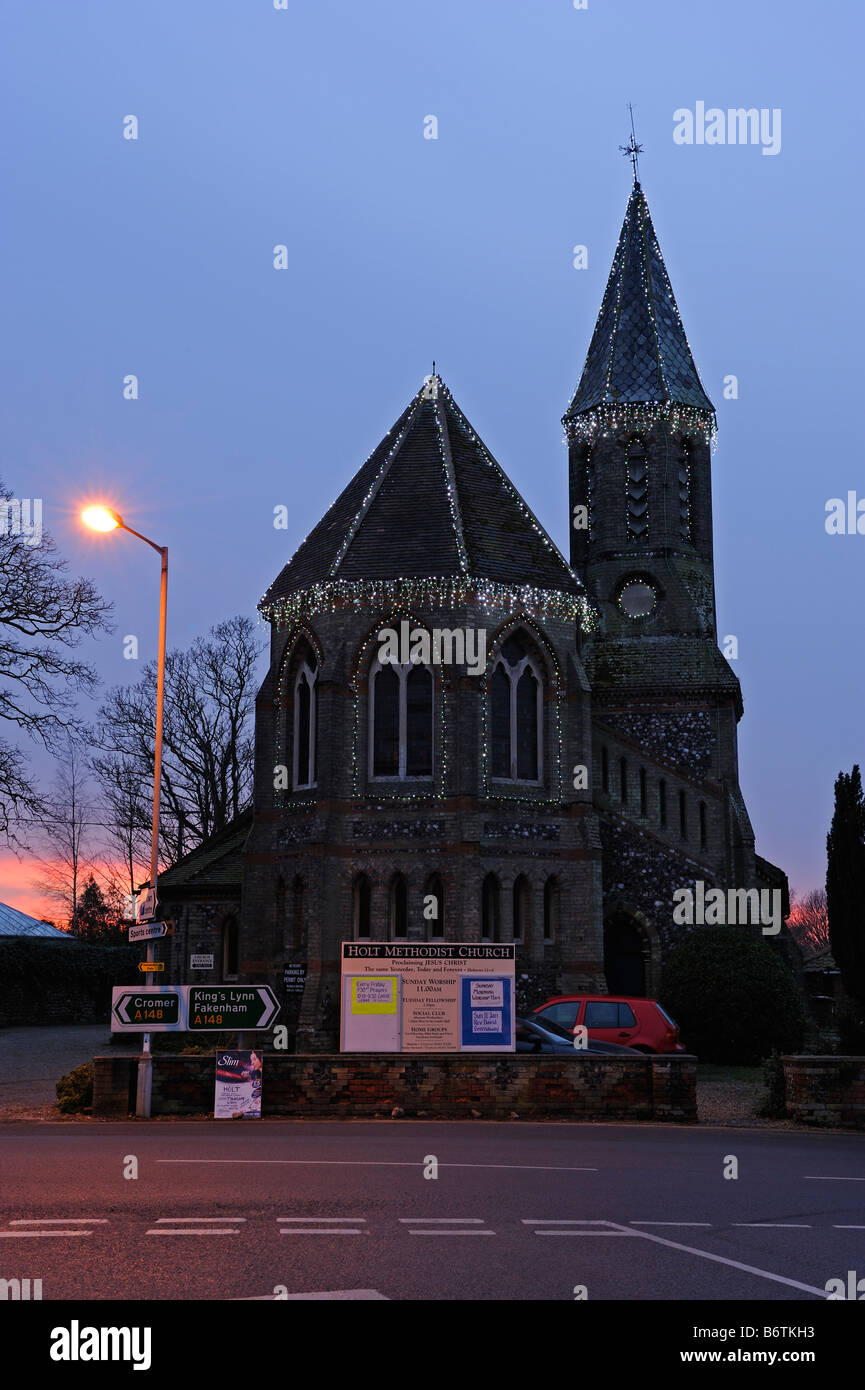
[261,576,598,633]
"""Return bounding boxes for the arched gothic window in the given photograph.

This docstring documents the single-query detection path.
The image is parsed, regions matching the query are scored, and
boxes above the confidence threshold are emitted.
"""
[490,632,542,782]
[543,877,558,942]
[513,875,530,945]
[425,874,444,939]
[370,658,433,778]
[389,874,408,939]
[292,651,317,790]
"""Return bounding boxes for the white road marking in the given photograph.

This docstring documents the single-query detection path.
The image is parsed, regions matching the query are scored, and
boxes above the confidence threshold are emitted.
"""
[280,1229,366,1236]
[278,1217,366,1223]
[536,1230,634,1236]
[733,1223,812,1228]
[629,1221,713,1227]
[804,1175,865,1181]
[0,1231,91,1238]
[833,1224,865,1229]
[146,1228,241,1235]
[522,1219,623,1225]
[238,1289,389,1300]
[9,1219,109,1225]
[608,1220,827,1296]
[398,1218,484,1224]
[158,1160,597,1173]
[155,1217,246,1223]
[406,1234,495,1245]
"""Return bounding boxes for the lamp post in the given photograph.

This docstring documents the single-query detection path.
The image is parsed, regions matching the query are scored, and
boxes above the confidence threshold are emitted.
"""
[82,505,167,1118]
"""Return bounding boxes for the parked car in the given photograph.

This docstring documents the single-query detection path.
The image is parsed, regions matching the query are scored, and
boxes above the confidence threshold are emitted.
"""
[515,1016,638,1055]
[531,996,685,1054]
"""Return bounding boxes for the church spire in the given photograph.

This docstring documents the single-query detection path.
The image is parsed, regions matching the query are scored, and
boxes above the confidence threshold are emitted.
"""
[563,182,715,445]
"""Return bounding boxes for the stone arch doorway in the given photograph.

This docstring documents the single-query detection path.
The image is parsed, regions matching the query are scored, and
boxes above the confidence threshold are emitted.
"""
[604,910,652,996]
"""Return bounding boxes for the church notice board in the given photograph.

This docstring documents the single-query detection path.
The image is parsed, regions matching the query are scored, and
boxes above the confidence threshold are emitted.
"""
[340,942,515,1053]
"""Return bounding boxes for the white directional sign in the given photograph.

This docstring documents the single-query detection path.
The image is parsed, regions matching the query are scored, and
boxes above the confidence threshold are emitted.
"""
[129,921,168,943]
[136,889,157,923]
[110,985,279,1033]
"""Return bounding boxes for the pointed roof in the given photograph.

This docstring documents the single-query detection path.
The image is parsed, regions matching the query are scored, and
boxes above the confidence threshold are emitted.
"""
[262,376,583,609]
[564,183,715,428]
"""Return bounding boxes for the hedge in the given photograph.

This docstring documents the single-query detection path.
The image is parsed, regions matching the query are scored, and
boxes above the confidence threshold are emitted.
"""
[0,938,139,1026]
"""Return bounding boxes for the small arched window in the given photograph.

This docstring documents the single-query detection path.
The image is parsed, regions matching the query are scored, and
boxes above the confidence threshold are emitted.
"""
[481,874,500,941]
[293,656,317,790]
[370,658,433,779]
[678,440,692,541]
[543,877,558,942]
[389,874,408,939]
[425,874,444,939]
[222,916,239,980]
[354,875,371,939]
[490,632,543,783]
[513,875,530,945]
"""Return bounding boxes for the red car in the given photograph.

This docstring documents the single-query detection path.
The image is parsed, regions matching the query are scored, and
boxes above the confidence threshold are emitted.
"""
[531,995,685,1054]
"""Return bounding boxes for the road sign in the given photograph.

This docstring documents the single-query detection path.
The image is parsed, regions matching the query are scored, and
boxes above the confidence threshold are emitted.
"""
[188,985,280,1031]
[190,953,214,969]
[136,890,157,923]
[111,986,186,1032]
[138,961,165,972]
[129,922,168,943]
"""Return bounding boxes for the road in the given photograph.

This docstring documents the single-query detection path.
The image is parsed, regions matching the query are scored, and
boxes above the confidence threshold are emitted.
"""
[0,1121,862,1301]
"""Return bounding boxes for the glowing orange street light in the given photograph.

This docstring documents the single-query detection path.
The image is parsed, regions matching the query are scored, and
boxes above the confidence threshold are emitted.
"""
[82,502,167,1118]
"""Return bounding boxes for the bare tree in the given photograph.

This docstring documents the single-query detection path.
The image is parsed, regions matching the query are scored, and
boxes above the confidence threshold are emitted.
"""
[91,615,263,868]
[0,479,112,845]
[29,743,94,932]
[787,886,830,957]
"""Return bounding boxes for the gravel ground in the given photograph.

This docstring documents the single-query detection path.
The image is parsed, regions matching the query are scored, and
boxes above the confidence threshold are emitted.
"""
[0,1024,113,1115]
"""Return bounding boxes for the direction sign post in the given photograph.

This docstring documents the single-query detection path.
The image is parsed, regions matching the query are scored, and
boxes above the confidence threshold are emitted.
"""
[187,985,280,1031]
[138,961,165,972]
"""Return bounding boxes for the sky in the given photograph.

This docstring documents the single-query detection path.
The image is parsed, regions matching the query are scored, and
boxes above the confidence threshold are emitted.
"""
[1,0,862,915]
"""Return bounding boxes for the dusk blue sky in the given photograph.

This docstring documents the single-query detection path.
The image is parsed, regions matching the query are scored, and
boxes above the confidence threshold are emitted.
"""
[1,0,861,904]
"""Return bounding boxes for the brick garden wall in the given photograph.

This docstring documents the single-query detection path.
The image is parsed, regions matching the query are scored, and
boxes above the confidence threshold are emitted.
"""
[93,1052,696,1121]
[783,1056,865,1129]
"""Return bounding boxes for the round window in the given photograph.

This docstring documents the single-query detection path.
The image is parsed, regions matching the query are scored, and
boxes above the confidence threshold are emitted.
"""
[619,580,656,618]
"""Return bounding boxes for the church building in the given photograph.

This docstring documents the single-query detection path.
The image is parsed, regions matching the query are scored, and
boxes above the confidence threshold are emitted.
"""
[158,177,785,1050]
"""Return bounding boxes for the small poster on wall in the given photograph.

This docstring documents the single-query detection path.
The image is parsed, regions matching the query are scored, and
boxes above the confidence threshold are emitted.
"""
[213,1050,263,1119]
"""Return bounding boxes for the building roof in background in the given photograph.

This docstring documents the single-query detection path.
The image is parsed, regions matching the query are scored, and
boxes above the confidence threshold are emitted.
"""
[0,901,72,939]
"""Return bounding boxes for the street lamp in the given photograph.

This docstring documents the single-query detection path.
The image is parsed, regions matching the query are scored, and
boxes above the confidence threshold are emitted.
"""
[82,504,168,1118]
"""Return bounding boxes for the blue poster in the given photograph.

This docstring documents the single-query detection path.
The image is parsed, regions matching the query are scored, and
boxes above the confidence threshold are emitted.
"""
[459,976,512,1049]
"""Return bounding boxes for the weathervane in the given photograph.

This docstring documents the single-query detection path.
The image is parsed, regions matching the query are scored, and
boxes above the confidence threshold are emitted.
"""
[619,102,643,185]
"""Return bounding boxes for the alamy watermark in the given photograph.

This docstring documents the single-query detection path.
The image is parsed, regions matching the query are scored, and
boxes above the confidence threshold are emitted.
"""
[378,620,486,677]
[0,497,42,547]
[673,103,781,157]
[672,881,782,934]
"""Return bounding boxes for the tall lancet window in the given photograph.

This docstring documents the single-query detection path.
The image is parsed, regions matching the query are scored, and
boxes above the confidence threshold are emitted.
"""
[291,650,318,790]
[626,439,648,539]
[678,441,692,541]
[370,658,433,779]
[490,632,542,783]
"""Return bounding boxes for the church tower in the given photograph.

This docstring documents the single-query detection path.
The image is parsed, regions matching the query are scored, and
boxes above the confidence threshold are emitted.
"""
[565,177,784,995]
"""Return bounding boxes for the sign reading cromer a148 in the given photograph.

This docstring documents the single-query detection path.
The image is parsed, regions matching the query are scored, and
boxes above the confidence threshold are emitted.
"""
[188,986,280,1031]
[111,986,185,1032]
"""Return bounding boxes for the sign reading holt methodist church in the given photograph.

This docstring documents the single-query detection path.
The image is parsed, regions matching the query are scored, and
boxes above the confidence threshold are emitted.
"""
[154,172,787,1053]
